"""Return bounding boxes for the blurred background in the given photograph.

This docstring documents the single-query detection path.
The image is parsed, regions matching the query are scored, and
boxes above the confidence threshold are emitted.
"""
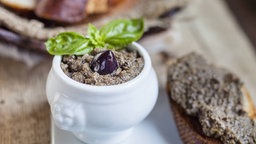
[226,0,256,49]
[0,0,256,143]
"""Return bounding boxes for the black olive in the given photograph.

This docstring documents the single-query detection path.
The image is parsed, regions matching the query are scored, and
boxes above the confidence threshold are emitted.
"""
[90,50,118,75]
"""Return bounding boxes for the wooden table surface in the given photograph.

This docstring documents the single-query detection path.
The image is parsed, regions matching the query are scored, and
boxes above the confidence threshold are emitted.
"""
[1,0,256,143]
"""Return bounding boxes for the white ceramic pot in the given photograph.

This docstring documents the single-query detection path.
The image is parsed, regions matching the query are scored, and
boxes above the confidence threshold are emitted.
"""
[46,42,159,144]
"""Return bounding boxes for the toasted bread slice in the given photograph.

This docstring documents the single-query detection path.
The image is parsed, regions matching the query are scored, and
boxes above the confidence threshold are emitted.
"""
[167,85,256,144]
[166,53,256,144]
[86,0,109,14]
[0,0,36,11]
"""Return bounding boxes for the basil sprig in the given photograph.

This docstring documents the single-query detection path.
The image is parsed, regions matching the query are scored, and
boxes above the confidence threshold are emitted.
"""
[45,18,144,55]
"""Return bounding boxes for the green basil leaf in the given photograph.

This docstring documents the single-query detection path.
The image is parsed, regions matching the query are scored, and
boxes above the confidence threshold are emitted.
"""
[45,19,145,55]
[45,32,93,55]
[87,23,98,36]
[87,24,105,48]
[99,18,144,49]
[71,39,93,55]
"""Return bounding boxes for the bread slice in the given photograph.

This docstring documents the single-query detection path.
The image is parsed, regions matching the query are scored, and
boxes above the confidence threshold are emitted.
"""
[0,0,36,11]
[86,0,109,14]
[166,53,256,144]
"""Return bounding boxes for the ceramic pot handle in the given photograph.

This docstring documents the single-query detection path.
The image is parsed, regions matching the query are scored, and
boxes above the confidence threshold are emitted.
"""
[51,94,85,131]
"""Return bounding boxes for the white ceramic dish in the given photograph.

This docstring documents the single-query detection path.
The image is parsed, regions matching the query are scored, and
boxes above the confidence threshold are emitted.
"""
[51,90,182,144]
[47,42,162,144]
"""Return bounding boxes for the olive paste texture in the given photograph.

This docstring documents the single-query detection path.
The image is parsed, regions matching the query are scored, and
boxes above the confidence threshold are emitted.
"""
[61,48,144,86]
[167,53,256,144]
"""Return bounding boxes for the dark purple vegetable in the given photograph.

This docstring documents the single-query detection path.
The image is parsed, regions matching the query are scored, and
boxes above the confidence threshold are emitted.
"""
[90,50,118,75]
[35,0,87,23]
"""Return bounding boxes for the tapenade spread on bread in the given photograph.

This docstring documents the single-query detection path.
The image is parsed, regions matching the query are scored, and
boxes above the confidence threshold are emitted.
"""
[167,53,256,144]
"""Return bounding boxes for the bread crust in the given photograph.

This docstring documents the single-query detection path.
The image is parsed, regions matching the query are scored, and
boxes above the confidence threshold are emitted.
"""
[241,87,256,120]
